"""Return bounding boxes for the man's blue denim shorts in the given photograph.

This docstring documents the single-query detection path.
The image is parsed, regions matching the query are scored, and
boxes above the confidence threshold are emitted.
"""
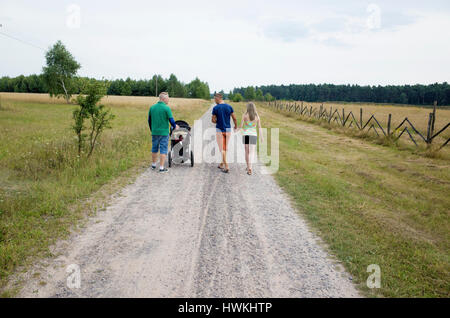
[151,135,169,155]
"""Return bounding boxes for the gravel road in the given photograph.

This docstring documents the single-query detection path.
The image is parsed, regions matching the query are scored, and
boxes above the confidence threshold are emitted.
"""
[18,107,360,298]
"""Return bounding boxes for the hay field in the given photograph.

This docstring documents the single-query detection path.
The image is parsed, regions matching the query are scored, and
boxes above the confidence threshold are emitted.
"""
[266,101,450,153]
[308,101,450,141]
[0,92,206,109]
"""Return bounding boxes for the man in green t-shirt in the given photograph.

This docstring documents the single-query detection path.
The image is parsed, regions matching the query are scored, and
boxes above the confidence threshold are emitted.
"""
[148,92,179,173]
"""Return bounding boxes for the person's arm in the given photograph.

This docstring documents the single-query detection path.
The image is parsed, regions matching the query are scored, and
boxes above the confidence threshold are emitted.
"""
[169,117,176,130]
[231,112,237,131]
[167,108,179,131]
[148,111,152,132]
[212,107,217,124]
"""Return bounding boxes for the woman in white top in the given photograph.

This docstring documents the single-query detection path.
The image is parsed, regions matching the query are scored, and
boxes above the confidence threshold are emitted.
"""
[238,102,264,175]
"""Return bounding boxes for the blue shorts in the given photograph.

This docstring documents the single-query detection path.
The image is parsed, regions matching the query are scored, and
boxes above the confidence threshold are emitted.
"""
[151,135,169,155]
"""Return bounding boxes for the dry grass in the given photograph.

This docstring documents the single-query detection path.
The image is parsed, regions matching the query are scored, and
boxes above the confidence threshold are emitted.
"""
[0,92,206,110]
[311,102,450,137]
[264,101,450,156]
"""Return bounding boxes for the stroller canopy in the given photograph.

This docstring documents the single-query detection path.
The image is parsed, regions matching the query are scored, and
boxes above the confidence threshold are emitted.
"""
[173,120,191,132]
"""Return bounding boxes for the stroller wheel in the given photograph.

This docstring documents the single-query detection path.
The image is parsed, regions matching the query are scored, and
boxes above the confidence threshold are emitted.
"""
[190,151,194,167]
[168,151,172,167]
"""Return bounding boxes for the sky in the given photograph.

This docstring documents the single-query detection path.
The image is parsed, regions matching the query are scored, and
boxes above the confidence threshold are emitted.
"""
[1,0,450,92]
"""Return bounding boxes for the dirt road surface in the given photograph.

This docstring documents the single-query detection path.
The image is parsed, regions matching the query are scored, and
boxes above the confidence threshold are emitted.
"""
[18,107,360,297]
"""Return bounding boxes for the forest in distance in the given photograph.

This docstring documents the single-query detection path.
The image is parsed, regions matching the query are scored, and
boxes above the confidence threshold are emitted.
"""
[231,82,450,106]
[1,73,449,106]
[0,74,211,100]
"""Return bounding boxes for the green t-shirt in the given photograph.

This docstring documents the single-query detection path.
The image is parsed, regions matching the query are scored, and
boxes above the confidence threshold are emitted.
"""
[149,101,173,136]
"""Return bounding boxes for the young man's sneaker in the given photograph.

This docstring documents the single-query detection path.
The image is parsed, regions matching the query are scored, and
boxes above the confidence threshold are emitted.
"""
[159,168,169,173]
[151,164,157,170]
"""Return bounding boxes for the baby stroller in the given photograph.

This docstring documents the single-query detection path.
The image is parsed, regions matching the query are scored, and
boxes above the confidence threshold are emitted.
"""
[168,120,194,167]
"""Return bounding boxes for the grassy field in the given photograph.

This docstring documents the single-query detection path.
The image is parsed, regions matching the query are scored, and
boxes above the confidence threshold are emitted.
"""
[268,101,450,154]
[302,101,449,136]
[0,93,210,294]
[231,101,449,297]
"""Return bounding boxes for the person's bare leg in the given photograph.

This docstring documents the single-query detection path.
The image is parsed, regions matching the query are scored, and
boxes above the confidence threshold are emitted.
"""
[152,153,158,166]
[159,154,166,168]
[245,144,250,171]
[249,144,256,172]
[216,133,224,168]
[223,133,231,170]
[222,150,228,170]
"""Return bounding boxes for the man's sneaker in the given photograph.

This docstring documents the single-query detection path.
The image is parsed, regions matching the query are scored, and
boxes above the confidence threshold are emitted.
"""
[159,168,169,173]
[151,165,157,170]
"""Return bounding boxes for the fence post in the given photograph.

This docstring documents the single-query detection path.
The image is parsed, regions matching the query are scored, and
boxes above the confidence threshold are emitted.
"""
[360,108,363,130]
[342,108,345,126]
[387,114,392,136]
[431,101,437,140]
[426,113,433,145]
[328,106,333,123]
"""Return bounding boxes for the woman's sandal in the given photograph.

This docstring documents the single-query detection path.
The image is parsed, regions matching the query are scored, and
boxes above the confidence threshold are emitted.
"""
[222,168,229,173]
[247,169,252,175]
[218,165,224,170]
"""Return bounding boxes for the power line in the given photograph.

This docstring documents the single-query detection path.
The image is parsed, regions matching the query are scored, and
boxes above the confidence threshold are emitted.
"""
[0,30,45,51]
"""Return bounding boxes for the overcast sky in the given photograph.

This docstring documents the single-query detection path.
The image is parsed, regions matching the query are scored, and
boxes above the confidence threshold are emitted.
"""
[1,0,449,92]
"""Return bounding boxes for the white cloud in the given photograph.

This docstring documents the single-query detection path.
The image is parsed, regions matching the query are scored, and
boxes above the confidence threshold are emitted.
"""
[0,0,449,92]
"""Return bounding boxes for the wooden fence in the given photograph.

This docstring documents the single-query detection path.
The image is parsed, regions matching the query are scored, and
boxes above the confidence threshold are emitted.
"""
[266,101,450,150]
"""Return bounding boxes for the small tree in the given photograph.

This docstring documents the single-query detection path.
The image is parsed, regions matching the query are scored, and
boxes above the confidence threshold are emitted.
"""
[255,88,264,101]
[43,40,81,103]
[187,78,210,100]
[232,93,244,102]
[228,90,234,101]
[244,86,256,101]
[264,93,275,102]
[73,81,115,157]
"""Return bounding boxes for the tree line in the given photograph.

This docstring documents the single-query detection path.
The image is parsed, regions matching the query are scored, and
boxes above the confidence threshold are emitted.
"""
[0,73,211,100]
[218,87,275,103]
[231,83,450,106]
